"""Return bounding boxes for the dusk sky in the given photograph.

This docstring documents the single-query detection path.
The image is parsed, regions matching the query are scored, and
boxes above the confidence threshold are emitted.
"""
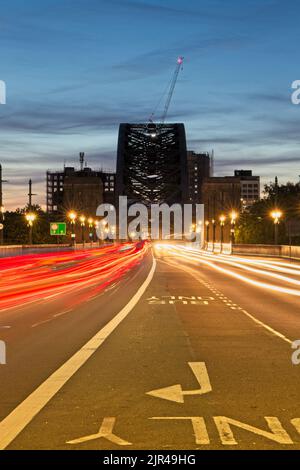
[0,0,299,209]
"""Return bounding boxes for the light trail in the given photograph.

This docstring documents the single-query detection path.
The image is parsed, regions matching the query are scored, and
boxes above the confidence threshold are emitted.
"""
[178,247,300,286]
[155,244,300,297]
[198,251,300,275]
[0,242,150,311]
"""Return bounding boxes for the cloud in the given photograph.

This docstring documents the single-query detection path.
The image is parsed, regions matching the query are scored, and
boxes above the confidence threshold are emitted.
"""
[112,35,249,79]
[216,153,300,168]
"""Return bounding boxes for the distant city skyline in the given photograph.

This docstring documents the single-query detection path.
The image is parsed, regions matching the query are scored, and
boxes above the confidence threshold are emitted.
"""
[0,0,299,209]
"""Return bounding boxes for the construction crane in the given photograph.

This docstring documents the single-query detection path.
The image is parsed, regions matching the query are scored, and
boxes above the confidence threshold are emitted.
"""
[161,56,184,123]
[149,56,184,124]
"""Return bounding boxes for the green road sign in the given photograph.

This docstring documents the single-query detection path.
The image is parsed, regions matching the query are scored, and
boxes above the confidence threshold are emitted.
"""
[50,222,66,236]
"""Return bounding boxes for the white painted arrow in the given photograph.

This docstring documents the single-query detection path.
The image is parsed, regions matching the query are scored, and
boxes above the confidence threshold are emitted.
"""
[146,362,212,403]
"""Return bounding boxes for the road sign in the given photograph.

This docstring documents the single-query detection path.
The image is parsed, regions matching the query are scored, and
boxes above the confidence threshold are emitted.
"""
[50,222,66,236]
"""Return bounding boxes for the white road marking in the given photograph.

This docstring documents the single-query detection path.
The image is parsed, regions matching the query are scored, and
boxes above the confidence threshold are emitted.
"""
[31,318,54,328]
[66,417,132,446]
[147,362,212,404]
[0,256,156,450]
[150,416,294,446]
[53,309,72,318]
[161,259,293,345]
[0,326,11,329]
[150,417,210,445]
[214,416,293,445]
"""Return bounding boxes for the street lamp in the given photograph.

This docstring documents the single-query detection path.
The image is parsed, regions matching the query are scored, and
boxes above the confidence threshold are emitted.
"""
[25,212,36,245]
[205,220,209,244]
[230,210,238,245]
[94,220,100,245]
[211,219,216,251]
[0,206,5,245]
[79,215,86,245]
[270,210,282,245]
[219,214,226,252]
[88,217,94,245]
[68,211,77,245]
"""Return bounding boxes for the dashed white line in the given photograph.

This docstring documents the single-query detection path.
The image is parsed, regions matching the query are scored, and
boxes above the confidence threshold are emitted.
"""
[161,258,293,346]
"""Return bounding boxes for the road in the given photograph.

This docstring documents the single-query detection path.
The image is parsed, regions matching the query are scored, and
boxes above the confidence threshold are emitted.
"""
[0,242,300,449]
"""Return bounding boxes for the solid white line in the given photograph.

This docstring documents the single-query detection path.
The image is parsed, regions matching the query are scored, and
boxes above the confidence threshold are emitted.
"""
[0,256,156,450]
[160,258,292,345]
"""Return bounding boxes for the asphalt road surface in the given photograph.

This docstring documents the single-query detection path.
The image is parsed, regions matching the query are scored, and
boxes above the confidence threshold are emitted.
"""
[0,242,300,449]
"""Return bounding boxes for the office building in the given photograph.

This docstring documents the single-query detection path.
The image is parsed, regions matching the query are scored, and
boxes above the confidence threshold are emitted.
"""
[187,151,211,203]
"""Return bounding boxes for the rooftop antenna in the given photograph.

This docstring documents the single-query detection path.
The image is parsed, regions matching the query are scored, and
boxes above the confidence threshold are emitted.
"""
[28,179,37,211]
[79,152,85,171]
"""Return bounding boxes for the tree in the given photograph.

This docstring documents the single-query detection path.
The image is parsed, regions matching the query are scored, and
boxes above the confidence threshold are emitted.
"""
[3,205,68,245]
[235,181,300,245]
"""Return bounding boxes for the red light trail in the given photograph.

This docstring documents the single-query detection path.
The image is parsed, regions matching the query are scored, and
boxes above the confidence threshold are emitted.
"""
[0,242,150,311]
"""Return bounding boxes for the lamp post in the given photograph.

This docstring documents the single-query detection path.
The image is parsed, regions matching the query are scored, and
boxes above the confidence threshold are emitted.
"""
[0,206,4,245]
[230,210,238,245]
[219,214,226,253]
[212,219,216,251]
[270,210,282,245]
[25,213,36,245]
[79,215,86,245]
[68,211,77,245]
[94,220,100,245]
[205,221,209,245]
[88,217,94,245]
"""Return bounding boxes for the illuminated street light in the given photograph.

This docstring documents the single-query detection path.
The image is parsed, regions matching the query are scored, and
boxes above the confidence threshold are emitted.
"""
[270,210,282,224]
[87,218,94,244]
[219,214,226,225]
[205,220,210,243]
[25,212,36,245]
[230,210,238,245]
[219,215,226,252]
[68,211,77,245]
[270,209,283,245]
[79,215,86,245]
[0,206,4,246]
[211,219,216,251]
[230,210,238,224]
[68,211,77,223]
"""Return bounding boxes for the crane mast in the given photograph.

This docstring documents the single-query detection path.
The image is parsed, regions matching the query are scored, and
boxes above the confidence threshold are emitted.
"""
[161,56,184,123]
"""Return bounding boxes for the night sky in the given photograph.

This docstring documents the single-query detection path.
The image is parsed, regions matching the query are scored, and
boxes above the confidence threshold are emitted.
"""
[0,0,299,209]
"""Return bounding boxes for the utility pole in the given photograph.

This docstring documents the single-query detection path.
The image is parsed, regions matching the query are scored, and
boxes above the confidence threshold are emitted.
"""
[28,179,36,210]
[27,179,37,245]
[0,165,8,245]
